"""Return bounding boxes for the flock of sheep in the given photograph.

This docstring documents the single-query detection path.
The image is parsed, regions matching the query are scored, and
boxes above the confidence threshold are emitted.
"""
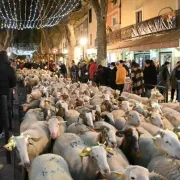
[4,68,180,180]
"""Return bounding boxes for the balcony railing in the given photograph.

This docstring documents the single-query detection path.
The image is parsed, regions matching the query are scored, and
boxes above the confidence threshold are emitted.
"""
[107,9,180,44]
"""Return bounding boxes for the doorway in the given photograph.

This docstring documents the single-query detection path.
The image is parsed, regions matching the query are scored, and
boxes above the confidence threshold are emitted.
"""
[159,52,172,66]
[134,52,150,68]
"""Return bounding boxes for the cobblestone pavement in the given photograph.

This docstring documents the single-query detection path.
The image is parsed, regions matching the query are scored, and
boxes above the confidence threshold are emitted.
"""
[0,84,26,180]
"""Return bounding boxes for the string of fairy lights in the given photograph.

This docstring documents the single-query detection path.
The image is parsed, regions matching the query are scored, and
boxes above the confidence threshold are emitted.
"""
[0,0,80,30]
[11,43,39,56]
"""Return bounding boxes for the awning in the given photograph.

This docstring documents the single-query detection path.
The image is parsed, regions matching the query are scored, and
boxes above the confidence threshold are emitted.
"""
[107,30,180,51]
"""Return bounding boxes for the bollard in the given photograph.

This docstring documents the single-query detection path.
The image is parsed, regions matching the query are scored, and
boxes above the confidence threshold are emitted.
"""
[2,95,11,164]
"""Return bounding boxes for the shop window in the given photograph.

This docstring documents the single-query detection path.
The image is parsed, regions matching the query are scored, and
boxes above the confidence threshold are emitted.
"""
[89,9,92,23]
[90,34,92,46]
[112,17,117,26]
[136,10,142,23]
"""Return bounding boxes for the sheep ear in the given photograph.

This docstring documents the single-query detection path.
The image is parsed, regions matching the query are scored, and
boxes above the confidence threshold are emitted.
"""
[79,147,92,158]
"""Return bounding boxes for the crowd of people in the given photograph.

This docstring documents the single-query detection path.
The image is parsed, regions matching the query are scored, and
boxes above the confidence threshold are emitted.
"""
[69,58,180,101]
[9,56,180,101]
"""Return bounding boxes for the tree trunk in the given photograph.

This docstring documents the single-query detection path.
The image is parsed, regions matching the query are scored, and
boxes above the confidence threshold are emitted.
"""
[65,24,75,68]
[96,17,107,66]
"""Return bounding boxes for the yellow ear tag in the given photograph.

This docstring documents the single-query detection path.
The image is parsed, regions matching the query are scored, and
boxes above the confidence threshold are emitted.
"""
[79,147,92,160]
[105,146,114,155]
[114,173,124,178]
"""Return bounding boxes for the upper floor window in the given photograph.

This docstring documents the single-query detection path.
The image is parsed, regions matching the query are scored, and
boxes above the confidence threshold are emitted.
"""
[89,9,92,23]
[136,10,142,23]
[112,17,117,26]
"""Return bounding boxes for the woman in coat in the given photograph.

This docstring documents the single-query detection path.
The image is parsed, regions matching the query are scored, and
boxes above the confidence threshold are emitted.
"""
[131,62,144,96]
[143,60,157,97]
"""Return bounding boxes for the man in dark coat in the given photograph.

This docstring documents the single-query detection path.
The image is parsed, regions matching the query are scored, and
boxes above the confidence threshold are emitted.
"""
[108,62,117,89]
[0,51,16,138]
[59,62,67,78]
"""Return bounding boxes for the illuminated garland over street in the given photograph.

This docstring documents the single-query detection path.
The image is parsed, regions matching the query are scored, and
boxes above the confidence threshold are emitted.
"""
[0,0,80,29]
[12,43,39,55]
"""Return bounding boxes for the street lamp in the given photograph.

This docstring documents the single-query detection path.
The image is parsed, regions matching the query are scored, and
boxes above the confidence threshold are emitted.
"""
[80,37,87,60]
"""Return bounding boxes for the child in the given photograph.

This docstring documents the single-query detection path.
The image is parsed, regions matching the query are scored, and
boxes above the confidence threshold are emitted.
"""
[123,77,132,93]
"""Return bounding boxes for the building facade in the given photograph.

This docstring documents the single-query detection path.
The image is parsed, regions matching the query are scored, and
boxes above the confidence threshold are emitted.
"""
[107,0,180,68]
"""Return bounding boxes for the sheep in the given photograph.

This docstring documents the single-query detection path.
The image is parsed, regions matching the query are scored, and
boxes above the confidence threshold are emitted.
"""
[29,154,73,180]
[121,92,149,104]
[4,121,51,167]
[66,110,94,128]
[147,156,180,180]
[78,126,117,148]
[161,102,180,113]
[21,99,40,112]
[53,133,110,180]
[110,165,167,180]
[47,116,67,139]
[146,112,174,130]
[20,108,43,132]
[131,129,180,168]
[110,165,149,180]
[162,107,180,126]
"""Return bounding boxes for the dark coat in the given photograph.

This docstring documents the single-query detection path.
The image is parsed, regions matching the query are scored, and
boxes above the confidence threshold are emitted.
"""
[0,53,16,97]
[60,64,67,75]
[108,67,117,89]
[170,68,178,89]
[175,66,180,81]
[158,65,170,87]
[143,66,157,89]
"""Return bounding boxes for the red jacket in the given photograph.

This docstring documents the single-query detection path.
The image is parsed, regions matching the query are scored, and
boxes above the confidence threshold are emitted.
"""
[89,62,97,79]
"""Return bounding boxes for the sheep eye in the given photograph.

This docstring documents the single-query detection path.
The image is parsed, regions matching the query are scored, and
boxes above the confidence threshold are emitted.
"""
[131,177,135,180]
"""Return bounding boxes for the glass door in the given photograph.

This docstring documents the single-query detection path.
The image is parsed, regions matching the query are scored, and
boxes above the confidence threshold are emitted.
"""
[134,53,150,68]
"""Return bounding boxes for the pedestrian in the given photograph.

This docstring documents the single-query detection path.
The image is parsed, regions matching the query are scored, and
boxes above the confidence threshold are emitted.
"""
[94,65,105,86]
[120,60,129,76]
[59,61,67,78]
[170,61,180,102]
[0,51,16,138]
[116,61,127,95]
[89,59,98,81]
[108,62,117,90]
[70,61,78,82]
[158,61,171,96]
[143,60,157,98]
[131,62,144,96]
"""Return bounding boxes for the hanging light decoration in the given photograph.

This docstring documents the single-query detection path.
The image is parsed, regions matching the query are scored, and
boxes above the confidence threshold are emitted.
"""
[12,43,39,55]
[0,0,80,30]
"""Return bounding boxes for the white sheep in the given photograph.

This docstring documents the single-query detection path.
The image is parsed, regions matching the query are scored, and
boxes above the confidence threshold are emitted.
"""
[29,154,73,180]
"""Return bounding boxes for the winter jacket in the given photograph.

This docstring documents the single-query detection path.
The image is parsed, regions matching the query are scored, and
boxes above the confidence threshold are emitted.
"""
[175,66,180,80]
[131,67,144,95]
[157,65,170,87]
[109,67,117,89]
[116,64,127,85]
[143,66,157,89]
[0,53,16,97]
[89,62,98,79]
[170,68,178,89]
